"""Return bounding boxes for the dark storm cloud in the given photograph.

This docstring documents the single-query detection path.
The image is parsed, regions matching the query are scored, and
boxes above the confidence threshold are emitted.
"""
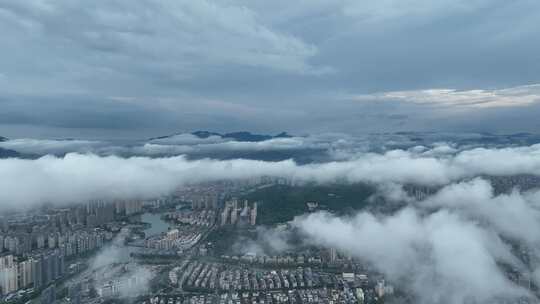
[1,1,540,136]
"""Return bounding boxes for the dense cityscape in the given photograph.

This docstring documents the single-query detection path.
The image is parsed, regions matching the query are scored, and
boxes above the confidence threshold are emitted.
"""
[2,173,540,304]
[2,1,540,303]
[0,177,403,304]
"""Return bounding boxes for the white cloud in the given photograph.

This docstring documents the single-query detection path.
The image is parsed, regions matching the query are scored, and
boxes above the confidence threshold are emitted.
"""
[343,0,489,23]
[0,134,331,157]
[2,143,540,209]
[293,208,527,303]
[350,84,540,108]
[0,138,104,155]
[86,231,154,298]
[292,178,540,303]
[423,178,540,245]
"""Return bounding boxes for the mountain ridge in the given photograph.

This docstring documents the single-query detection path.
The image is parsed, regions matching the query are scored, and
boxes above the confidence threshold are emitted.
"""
[150,131,292,142]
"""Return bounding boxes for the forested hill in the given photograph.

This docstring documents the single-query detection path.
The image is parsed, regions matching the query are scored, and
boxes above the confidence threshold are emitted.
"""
[241,183,376,225]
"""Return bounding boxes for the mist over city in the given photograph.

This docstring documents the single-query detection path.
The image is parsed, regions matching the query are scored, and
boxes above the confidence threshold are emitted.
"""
[1,1,540,304]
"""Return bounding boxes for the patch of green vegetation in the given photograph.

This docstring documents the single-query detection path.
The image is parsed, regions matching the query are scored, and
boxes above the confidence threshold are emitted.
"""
[242,183,375,225]
[206,227,254,255]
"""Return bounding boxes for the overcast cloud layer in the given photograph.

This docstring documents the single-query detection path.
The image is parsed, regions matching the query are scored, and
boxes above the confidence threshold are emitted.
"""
[2,141,540,210]
[1,1,540,137]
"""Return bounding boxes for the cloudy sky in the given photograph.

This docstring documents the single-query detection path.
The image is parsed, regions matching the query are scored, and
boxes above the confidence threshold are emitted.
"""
[1,0,540,139]
[2,4,540,300]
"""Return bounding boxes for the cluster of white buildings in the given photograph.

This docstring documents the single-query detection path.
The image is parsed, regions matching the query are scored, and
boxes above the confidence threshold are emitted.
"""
[97,275,146,298]
[25,229,113,259]
[0,250,65,296]
[374,279,394,298]
[0,255,18,295]
[145,229,201,251]
[174,185,221,210]
[171,210,217,227]
[221,254,323,266]
[115,200,144,216]
[190,194,220,210]
[0,228,114,297]
[221,200,257,227]
[0,235,31,256]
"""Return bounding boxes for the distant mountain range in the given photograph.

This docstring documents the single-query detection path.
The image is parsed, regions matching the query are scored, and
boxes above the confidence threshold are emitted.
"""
[0,148,20,158]
[0,136,22,158]
[0,136,31,158]
[2,131,539,161]
[152,131,292,142]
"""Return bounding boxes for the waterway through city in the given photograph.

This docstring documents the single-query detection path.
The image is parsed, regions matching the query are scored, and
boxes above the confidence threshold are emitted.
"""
[141,212,171,236]
[37,212,173,304]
